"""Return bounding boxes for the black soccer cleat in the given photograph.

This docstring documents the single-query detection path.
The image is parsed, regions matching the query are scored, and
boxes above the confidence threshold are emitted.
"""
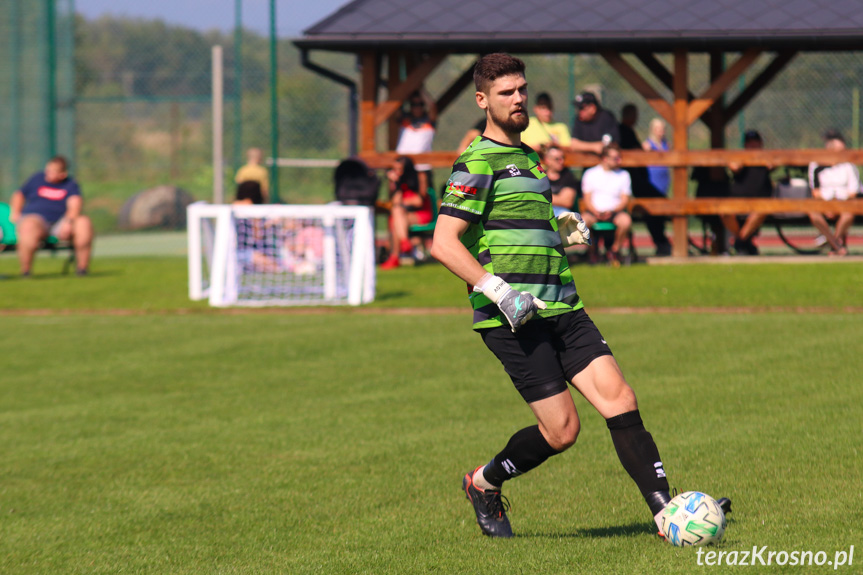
[717,497,732,515]
[462,467,513,538]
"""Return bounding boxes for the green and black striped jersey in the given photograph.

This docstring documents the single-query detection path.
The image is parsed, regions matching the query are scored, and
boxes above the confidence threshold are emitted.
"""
[440,136,584,330]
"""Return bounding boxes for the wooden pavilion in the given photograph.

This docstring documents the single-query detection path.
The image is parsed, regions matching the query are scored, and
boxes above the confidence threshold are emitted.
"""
[295,0,863,256]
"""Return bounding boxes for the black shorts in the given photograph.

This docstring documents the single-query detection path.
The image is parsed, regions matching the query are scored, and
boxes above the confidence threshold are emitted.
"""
[479,308,613,403]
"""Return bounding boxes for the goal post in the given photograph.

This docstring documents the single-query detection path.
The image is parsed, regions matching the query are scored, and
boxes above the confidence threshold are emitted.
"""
[187,202,376,306]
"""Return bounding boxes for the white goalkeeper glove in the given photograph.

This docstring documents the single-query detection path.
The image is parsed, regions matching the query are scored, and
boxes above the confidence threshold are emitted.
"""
[474,273,547,333]
[557,211,591,247]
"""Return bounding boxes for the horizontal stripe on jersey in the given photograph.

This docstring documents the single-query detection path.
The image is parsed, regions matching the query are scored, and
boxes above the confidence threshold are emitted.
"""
[442,135,583,329]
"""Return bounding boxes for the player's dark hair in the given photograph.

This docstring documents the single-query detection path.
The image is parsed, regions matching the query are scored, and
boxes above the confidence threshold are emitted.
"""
[48,155,68,172]
[394,156,419,192]
[600,143,622,158]
[474,53,526,93]
[536,92,553,108]
[235,180,264,204]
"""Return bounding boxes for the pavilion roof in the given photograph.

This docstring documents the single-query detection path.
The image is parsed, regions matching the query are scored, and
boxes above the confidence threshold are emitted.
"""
[295,0,863,52]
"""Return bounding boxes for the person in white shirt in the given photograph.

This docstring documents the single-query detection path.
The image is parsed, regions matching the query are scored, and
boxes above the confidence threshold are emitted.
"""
[807,130,860,256]
[396,89,437,193]
[581,143,632,261]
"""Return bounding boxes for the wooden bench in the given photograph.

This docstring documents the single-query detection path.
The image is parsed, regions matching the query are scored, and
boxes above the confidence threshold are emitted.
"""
[631,198,863,255]
[631,198,863,217]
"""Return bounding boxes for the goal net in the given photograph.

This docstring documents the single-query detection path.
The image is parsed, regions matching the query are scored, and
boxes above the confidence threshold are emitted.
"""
[187,203,375,306]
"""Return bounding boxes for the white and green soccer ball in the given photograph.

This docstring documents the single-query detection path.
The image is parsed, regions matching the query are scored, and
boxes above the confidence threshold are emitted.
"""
[660,491,726,547]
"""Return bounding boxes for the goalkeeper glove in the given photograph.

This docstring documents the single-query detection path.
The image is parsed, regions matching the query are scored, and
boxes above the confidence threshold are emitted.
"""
[557,211,591,247]
[474,273,547,333]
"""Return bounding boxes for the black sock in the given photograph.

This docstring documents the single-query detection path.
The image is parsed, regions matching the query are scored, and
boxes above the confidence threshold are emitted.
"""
[482,425,561,487]
[606,409,670,515]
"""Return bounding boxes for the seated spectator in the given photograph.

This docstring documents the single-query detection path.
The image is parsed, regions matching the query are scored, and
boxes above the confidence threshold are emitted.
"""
[691,165,731,255]
[807,129,859,256]
[235,147,270,202]
[397,89,437,192]
[723,130,775,255]
[234,180,265,206]
[620,105,671,256]
[571,91,619,155]
[642,118,670,195]
[580,144,633,263]
[232,180,281,272]
[540,145,579,216]
[10,155,94,277]
[380,156,433,269]
[522,92,572,152]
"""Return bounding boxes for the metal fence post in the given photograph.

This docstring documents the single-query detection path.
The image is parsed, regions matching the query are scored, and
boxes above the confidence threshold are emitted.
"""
[233,0,243,172]
[269,0,280,203]
[212,45,225,204]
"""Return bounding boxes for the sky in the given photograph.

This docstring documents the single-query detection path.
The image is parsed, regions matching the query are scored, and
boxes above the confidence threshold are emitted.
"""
[75,0,351,37]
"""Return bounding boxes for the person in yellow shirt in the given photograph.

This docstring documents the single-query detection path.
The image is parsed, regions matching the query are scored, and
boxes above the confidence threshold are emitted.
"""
[234,148,270,202]
[521,92,572,151]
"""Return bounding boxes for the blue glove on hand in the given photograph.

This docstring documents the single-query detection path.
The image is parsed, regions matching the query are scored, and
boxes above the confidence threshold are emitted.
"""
[475,273,547,333]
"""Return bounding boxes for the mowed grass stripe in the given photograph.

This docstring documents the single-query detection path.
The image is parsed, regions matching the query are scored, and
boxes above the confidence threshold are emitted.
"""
[0,312,860,574]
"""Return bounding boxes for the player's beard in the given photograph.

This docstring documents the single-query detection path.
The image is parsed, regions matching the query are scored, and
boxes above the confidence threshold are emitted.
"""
[489,105,529,135]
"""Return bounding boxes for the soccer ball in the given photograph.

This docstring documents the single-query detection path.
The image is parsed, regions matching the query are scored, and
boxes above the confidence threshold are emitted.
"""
[660,491,726,547]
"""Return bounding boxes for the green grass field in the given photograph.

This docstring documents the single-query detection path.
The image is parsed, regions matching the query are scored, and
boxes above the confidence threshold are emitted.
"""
[1,255,861,573]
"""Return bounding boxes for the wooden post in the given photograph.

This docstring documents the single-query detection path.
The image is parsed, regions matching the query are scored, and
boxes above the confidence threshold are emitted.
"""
[671,49,689,258]
[709,52,726,150]
[387,52,402,150]
[601,52,674,124]
[359,52,379,154]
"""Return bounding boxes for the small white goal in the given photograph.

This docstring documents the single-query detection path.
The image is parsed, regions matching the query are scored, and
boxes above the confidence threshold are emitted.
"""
[187,202,376,306]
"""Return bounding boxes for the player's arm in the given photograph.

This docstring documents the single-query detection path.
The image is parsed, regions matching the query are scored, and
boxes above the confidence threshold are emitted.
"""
[809,163,822,199]
[570,138,603,154]
[552,185,577,209]
[260,170,270,201]
[613,174,633,212]
[9,190,25,223]
[847,165,860,198]
[612,193,631,213]
[580,187,598,215]
[419,87,438,123]
[431,215,487,287]
[65,195,83,221]
[431,214,545,333]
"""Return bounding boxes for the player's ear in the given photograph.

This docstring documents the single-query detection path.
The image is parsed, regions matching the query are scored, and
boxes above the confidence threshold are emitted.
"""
[476,91,488,110]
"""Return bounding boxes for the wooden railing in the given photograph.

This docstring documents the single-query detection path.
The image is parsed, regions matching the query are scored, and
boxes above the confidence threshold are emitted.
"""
[632,198,863,216]
[361,148,863,257]
[359,149,863,170]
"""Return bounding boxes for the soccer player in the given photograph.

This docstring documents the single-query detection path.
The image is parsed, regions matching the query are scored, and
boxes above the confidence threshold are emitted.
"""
[431,53,728,539]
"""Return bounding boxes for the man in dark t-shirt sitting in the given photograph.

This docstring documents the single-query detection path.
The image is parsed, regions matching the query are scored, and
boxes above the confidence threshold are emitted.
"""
[618,103,671,256]
[570,91,619,155]
[9,156,94,276]
[540,145,580,216]
[723,130,774,255]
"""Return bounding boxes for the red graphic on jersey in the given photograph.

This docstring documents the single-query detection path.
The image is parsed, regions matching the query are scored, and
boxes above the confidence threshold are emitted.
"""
[536,163,546,174]
[37,186,68,201]
[448,183,478,196]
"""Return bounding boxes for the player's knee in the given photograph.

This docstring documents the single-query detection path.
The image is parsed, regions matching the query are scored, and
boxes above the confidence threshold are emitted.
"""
[73,217,94,243]
[17,219,44,246]
[614,385,638,412]
[547,418,580,451]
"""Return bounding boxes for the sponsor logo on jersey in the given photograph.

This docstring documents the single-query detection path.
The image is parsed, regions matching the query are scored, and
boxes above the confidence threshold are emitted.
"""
[447,182,478,196]
[37,186,68,201]
[506,164,521,177]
